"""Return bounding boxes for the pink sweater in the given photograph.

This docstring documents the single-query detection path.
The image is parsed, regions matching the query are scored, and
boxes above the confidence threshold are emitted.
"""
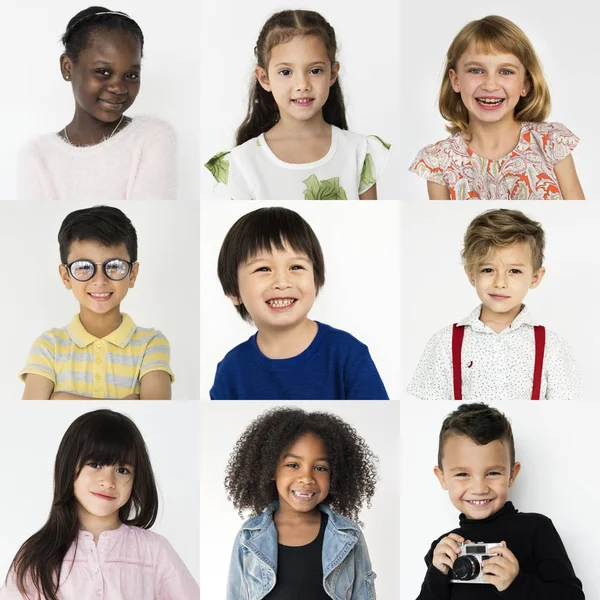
[0,525,199,599]
[17,117,177,200]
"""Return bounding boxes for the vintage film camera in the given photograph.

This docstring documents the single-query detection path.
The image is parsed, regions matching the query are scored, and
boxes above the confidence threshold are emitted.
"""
[450,542,500,584]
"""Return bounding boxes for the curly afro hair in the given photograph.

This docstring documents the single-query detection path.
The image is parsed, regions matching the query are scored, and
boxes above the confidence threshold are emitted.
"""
[225,406,378,523]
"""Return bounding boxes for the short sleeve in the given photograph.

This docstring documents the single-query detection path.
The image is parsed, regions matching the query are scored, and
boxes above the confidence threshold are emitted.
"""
[345,345,389,399]
[544,331,582,400]
[139,331,174,382]
[204,149,253,200]
[359,135,391,194]
[406,329,453,401]
[19,333,56,384]
[155,536,200,600]
[543,122,579,166]
[408,143,447,185]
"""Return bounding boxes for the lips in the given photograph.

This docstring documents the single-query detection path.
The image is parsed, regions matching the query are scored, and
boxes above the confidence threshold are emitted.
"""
[476,97,505,110]
[91,491,117,501]
[465,499,493,507]
[98,98,125,111]
[489,293,510,300]
[88,292,113,302]
[291,97,314,107]
[291,490,317,501]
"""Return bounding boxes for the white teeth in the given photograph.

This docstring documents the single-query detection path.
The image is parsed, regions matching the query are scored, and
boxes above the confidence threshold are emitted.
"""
[469,500,490,505]
[477,98,503,105]
[292,491,315,498]
[293,98,312,104]
[90,293,111,297]
[267,298,295,307]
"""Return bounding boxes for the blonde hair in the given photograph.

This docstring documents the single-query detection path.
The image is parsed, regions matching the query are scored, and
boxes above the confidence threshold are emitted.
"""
[462,209,545,273]
[439,15,551,135]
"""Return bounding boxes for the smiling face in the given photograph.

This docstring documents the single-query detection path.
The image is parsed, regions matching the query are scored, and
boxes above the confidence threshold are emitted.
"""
[274,433,330,516]
[434,434,520,520]
[231,244,317,331]
[466,242,545,323]
[449,43,530,127]
[59,239,138,317]
[255,34,339,125]
[61,29,141,124]
[74,461,134,522]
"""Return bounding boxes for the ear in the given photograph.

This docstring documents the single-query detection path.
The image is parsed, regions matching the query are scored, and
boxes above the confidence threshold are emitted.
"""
[521,78,531,97]
[128,262,139,289]
[464,265,476,287]
[449,69,460,93]
[59,264,72,290]
[508,462,521,487]
[60,53,73,82]
[330,61,340,86]
[434,465,449,490]
[529,266,546,289]
[255,66,271,92]
[227,294,242,306]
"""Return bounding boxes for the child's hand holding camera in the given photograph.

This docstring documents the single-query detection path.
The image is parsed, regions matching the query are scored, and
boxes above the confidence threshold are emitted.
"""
[482,541,520,591]
[432,533,469,575]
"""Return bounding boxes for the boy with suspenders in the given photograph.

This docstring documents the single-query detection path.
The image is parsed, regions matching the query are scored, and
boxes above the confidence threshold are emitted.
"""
[407,209,581,401]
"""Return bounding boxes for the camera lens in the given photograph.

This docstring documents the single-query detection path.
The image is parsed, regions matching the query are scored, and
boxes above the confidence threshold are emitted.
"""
[451,555,480,581]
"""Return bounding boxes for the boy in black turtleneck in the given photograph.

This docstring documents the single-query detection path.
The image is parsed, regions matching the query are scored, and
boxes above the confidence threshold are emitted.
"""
[417,403,584,600]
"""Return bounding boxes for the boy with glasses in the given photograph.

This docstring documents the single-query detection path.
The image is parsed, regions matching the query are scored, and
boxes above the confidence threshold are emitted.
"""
[20,206,173,399]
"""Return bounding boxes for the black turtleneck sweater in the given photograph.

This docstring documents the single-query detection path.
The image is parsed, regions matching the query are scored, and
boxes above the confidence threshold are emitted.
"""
[417,502,584,600]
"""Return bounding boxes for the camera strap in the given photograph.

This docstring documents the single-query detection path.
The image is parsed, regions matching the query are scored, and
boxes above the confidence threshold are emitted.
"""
[452,324,546,400]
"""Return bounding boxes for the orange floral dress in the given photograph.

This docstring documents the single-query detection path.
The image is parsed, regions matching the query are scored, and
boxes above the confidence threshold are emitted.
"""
[409,122,578,199]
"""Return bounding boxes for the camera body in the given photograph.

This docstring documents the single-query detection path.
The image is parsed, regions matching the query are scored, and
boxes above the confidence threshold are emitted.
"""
[450,542,500,584]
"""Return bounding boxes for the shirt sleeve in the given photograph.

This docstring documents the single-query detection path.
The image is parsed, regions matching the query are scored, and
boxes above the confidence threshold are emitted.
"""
[497,517,584,600]
[542,123,579,166]
[345,345,389,400]
[139,331,174,382]
[155,536,200,600]
[17,141,52,200]
[416,538,452,600]
[19,333,56,384]
[406,329,453,401]
[204,148,254,200]
[408,143,446,185]
[349,527,377,600]
[128,120,177,200]
[543,331,582,400]
[226,530,246,600]
[358,135,391,195]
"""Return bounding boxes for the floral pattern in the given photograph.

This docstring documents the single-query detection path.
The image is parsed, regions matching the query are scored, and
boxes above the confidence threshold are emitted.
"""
[204,151,230,184]
[409,122,579,200]
[303,174,348,200]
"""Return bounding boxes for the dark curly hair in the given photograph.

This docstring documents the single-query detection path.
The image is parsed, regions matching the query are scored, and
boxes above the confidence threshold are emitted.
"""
[225,406,378,523]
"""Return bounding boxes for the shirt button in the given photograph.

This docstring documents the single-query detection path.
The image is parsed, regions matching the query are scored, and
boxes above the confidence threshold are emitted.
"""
[95,568,100,574]
[96,341,103,348]
[96,590,102,596]
[95,374,101,381]
[96,357,102,364]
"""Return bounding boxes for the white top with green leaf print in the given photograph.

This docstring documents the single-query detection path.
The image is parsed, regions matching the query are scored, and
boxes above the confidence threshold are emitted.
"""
[204,126,390,200]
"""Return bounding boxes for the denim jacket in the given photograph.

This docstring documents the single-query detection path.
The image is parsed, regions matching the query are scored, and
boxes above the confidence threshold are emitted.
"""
[227,502,376,600]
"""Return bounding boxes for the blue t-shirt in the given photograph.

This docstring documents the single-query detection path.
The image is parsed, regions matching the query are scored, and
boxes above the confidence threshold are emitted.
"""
[210,322,388,400]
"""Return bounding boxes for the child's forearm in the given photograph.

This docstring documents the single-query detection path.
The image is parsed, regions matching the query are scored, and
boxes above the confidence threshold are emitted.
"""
[49,392,140,400]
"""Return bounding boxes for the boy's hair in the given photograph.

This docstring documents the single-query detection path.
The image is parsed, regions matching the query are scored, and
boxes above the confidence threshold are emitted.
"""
[438,403,515,468]
[439,15,551,135]
[236,9,347,146]
[62,6,144,63]
[224,406,378,523]
[462,208,545,273]
[217,207,326,323]
[58,205,138,264]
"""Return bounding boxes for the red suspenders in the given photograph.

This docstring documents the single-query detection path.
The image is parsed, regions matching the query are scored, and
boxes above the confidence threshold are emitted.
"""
[451,324,546,400]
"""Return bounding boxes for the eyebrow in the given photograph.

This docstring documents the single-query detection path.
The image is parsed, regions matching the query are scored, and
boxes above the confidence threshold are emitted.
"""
[283,453,329,462]
[463,61,520,69]
[274,61,327,67]
[244,255,311,267]
[91,60,141,68]
[479,262,526,267]
[449,465,506,471]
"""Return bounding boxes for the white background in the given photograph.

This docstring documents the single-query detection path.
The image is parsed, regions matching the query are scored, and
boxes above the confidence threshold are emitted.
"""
[0,0,200,200]
[199,201,401,399]
[0,201,200,400]
[199,400,399,598]
[0,401,199,582]
[401,201,599,398]
[199,0,401,199]
[400,399,600,598]
[399,0,599,199]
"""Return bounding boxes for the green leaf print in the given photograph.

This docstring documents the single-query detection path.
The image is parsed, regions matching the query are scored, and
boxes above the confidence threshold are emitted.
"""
[369,135,391,150]
[360,153,376,189]
[256,138,261,147]
[303,175,348,200]
[204,151,230,184]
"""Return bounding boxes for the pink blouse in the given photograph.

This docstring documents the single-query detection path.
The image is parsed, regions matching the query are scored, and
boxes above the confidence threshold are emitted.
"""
[409,121,579,199]
[0,525,199,600]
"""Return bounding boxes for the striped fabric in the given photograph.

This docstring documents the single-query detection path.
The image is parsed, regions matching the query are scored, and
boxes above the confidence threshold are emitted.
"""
[20,314,173,399]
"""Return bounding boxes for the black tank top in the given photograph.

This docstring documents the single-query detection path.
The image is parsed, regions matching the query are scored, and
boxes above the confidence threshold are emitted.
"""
[264,512,331,599]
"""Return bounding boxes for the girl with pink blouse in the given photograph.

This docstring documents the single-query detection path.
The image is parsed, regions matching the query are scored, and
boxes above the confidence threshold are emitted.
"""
[0,410,199,600]
[409,15,584,200]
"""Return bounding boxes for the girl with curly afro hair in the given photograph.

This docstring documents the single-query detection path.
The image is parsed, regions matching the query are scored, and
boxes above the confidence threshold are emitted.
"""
[224,406,379,600]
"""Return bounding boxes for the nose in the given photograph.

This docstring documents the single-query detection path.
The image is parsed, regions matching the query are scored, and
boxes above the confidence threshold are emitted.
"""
[293,72,311,92]
[297,466,315,484]
[470,476,490,494]
[272,269,292,290]
[482,71,499,92]
[99,468,116,488]
[106,75,128,96]
[90,265,110,285]
[493,270,507,288]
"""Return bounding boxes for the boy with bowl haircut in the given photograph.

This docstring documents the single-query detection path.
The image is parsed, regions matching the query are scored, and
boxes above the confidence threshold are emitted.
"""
[211,206,388,399]
[20,206,173,400]
[417,403,584,599]
[408,209,581,401]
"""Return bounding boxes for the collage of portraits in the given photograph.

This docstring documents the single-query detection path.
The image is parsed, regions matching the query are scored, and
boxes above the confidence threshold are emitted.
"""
[0,0,598,598]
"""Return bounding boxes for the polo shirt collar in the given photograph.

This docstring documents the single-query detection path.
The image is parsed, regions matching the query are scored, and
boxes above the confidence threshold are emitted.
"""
[66,313,137,349]
[458,304,538,332]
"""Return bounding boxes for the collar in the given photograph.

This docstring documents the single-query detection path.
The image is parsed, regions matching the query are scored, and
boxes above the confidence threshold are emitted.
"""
[459,501,517,526]
[78,522,128,541]
[457,304,539,333]
[66,313,137,349]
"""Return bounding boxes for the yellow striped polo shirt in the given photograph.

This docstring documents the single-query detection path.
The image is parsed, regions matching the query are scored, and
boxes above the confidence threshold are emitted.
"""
[20,313,173,399]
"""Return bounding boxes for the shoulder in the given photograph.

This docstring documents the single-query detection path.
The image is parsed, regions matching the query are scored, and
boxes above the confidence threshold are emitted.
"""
[32,326,71,345]
[521,121,579,154]
[216,336,256,369]
[231,135,262,160]
[409,133,464,180]
[317,322,369,352]
[543,328,571,351]
[133,326,170,344]
[320,505,360,532]
[416,133,462,158]
[129,116,176,138]
[19,133,64,157]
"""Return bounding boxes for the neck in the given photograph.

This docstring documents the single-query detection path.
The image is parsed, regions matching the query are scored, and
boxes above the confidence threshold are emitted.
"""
[65,108,125,146]
[79,306,123,338]
[256,319,318,359]
[467,116,521,152]
[274,503,320,525]
[269,110,330,139]
[479,303,523,332]
[78,511,122,544]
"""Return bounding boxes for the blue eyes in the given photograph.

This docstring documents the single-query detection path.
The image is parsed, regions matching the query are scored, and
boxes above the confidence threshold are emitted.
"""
[468,68,515,76]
